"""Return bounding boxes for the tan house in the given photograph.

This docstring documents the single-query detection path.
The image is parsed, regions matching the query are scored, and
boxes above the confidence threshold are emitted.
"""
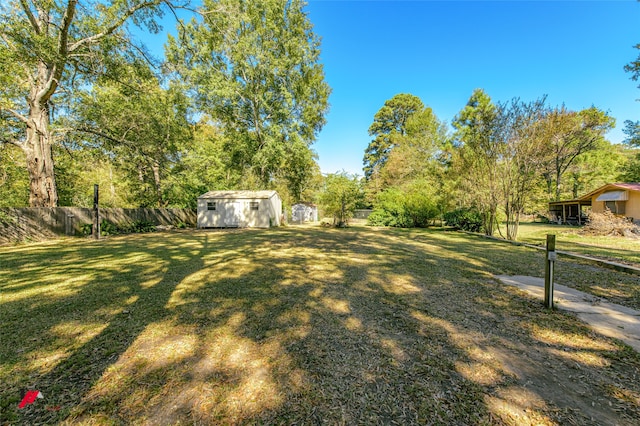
[549,183,640,225]
[197,190,282,228]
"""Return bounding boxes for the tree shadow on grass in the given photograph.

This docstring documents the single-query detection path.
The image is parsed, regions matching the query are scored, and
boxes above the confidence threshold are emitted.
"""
[3,227,640,424]
[1,232,221,423]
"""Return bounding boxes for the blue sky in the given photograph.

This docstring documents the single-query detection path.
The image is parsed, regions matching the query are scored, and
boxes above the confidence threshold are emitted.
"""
[304,0,640,175]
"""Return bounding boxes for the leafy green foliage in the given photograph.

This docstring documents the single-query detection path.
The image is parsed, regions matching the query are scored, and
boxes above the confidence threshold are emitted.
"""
[166,0,330,191]
[449,89,614,240]
[363,94,424,180]
[539,106,615,201]
[82,219,157,236]
[0,0,175,206]
[443,208,484,233]
[100,220,120,236]
[620,150,640,182]
[624,42,640,87]
[367,189,412,228]
[319,172,363,227]
[623,120,640,147]
[70,63,192,208]
[0,144,28,207]
[367,187,439,228]
[451,89,501,236]
[126,220,157,233]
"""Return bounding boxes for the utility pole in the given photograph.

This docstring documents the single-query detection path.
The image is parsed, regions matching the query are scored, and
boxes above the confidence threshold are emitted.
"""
[93,184,100,240]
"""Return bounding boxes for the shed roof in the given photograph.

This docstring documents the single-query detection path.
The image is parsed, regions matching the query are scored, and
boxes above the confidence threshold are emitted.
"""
[198,190,278,200]
[578,183,640,201]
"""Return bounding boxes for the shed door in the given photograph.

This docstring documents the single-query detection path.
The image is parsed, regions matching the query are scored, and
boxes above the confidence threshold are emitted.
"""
[224,202,242,226]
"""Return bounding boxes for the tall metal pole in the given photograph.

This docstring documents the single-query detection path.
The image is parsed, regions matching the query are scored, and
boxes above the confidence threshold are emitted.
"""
[93,184,100,240]
[544,234,556,309]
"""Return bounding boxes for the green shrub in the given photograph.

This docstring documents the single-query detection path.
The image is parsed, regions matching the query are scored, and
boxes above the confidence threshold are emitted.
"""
[443,208,484,232]
[128,220,156,233]
[367,188,438,228]
[81,219,157,236]
[404,191,439,228]
[100,220,120,236]
[81,223,93,235]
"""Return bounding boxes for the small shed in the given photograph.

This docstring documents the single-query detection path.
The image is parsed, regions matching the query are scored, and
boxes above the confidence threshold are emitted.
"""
[549,183,640,225]
[291,203,318,223]
[197,190,282,228]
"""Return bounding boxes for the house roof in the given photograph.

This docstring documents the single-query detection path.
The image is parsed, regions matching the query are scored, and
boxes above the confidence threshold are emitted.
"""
[198,190,278,200]
[578,183,640,201]
[548,198,591,206]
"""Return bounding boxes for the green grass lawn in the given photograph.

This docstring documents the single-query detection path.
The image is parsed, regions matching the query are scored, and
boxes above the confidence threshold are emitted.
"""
[2,226,640,424]
[503,221,640,266]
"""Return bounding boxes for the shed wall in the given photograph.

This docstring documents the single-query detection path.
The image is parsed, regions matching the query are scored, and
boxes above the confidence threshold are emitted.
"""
[197,196,280,228]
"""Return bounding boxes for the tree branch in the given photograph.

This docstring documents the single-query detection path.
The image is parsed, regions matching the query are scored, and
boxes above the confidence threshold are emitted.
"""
[19,0,41,34]
[68,0,164,53]
[58,0,77,58]
[4,108,30,126]
[35,0,78,104]
[0,133,24,148]
[75,125,140,152]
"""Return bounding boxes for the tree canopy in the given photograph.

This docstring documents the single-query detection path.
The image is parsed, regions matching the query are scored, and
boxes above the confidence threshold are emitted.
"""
[363,93,424,180]
[0,0,182,206]
[166,0,330,190]
[363,89,620,240]
[0,0,331,208]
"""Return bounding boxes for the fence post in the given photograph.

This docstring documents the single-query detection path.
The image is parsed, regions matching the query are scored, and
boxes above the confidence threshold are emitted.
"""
[93,184,100,240]
[544,234,556,309]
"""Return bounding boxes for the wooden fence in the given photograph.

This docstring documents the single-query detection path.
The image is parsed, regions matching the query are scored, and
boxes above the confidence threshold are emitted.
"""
[0,207,196,244]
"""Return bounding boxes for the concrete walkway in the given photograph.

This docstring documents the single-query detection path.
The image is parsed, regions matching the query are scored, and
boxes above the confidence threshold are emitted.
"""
[496,275,640,353]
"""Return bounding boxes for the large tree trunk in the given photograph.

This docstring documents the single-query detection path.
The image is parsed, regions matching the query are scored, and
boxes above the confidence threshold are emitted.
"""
[25,100,58,207]
[151,159,164,207]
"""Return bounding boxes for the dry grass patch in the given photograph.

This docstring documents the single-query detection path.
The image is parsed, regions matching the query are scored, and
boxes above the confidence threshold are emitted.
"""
[1,227,640,424]
[513,221,640,267]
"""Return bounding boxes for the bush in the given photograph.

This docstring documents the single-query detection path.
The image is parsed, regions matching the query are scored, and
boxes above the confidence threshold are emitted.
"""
[81,223,93,235]
[126,220,157,233]
[81,219,158,236]
[367,208,411,227]
[443,208,484,233]
[404,191,438,228]
[582,210,640,237]
[367,188,437,228]
[100,220,120,236]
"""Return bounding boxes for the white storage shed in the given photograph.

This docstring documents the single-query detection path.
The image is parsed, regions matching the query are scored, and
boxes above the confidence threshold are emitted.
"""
[197,190,282,228]
[291,203,318,223]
